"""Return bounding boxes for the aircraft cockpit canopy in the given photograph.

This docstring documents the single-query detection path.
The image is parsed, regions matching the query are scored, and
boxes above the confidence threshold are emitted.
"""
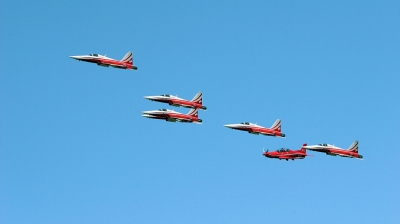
[159,109,168,111]
[89,53,99,57]
[277,148,290,152]
[319,143,328,146]
[241,122,250,125]
[161,94,171,97]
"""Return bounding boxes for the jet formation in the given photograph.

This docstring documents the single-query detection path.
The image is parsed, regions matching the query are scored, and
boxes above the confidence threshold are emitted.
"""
[69,51,362,162]
[142,92,205,124]
[142,108,202,123]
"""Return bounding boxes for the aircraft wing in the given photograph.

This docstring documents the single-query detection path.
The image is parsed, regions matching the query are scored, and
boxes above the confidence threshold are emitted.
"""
[111,65,127,69]
[260,132,273,136]
[307,148,329,152]
[282,153,305,157]
[277,156,293,159]
[176,118,192,122]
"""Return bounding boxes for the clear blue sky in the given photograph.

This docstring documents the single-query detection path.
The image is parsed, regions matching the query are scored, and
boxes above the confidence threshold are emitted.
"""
[1,1,399,223]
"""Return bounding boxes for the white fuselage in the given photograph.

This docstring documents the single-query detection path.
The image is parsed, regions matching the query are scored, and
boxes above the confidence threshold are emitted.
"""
[224,123,262,130]
[303,144,342,151]
[142,109,182,116]
[144,95,183,102]
[70,54,114,61]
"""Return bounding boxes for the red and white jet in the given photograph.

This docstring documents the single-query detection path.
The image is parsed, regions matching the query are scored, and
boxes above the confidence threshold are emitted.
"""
[143,92,206,110]
[303,141,363,159]
[69,51,137,70]
[262,144,310,161]
[142,108,202,123]
[224,119,285,137]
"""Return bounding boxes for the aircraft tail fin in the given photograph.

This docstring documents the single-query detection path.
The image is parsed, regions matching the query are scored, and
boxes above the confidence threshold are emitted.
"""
[190,92,203,104]
[270,119,281,131]
[348,141,359,152]
[301,143,307,152]
[187,108,199,117]
[121,51,133,64]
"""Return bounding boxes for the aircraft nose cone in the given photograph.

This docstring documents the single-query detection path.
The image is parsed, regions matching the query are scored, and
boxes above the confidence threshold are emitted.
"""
[69,56,81,60]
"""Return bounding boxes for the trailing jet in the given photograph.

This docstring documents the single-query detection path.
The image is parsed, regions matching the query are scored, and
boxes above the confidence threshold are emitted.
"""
[142,108,202,123]
[262,144,310,161]
[143,92,206,110]
[69,51,137,70]
[303,141,363,159]
[223,119,285,137]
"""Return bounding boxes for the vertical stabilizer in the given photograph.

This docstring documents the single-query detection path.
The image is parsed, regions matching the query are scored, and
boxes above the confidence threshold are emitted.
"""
[190,92,203,104]
[301,143,307,152]
[121,51,133,64]
[270,119,281,131]
[187,108,199,117]
[348,141,359,152]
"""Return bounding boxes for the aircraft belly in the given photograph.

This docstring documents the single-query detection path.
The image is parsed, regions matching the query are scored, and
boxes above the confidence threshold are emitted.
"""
[249,131,260,135]
[166,118,177,122]
[260,132,273,136]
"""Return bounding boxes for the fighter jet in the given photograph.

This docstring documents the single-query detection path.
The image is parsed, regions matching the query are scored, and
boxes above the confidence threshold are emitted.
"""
[69,51,137,70]
[262,144,310,161]
[223,119,285,137]
[142,108,202,123]
[144,92,206,110]
[303,141,363,159]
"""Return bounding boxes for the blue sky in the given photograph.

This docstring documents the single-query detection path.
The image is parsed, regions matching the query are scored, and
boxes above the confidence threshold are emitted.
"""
[1,1,399,223]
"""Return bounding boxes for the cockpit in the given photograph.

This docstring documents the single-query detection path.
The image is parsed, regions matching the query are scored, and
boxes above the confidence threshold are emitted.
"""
[161,94,171,97]
[159,109,168,111]
[318,143,328,146]
[89,54,99,57]
[241,122,250,125]
[276,148,290,152]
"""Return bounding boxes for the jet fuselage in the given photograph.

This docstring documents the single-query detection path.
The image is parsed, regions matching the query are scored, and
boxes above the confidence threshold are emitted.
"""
[303,142,362,159]
[142,109,202,123]
[262,147,308,161]
[144,94,206,110]
[70,53,137,70]
[224,122,285,137]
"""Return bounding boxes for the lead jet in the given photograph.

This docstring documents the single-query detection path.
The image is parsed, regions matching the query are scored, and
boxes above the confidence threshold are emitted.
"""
[69,51,137,70]
[223,119,285,137]
[262,144,310,161]
[143,92,206,110]
[142,108,202,123]
[303,141,363,159]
